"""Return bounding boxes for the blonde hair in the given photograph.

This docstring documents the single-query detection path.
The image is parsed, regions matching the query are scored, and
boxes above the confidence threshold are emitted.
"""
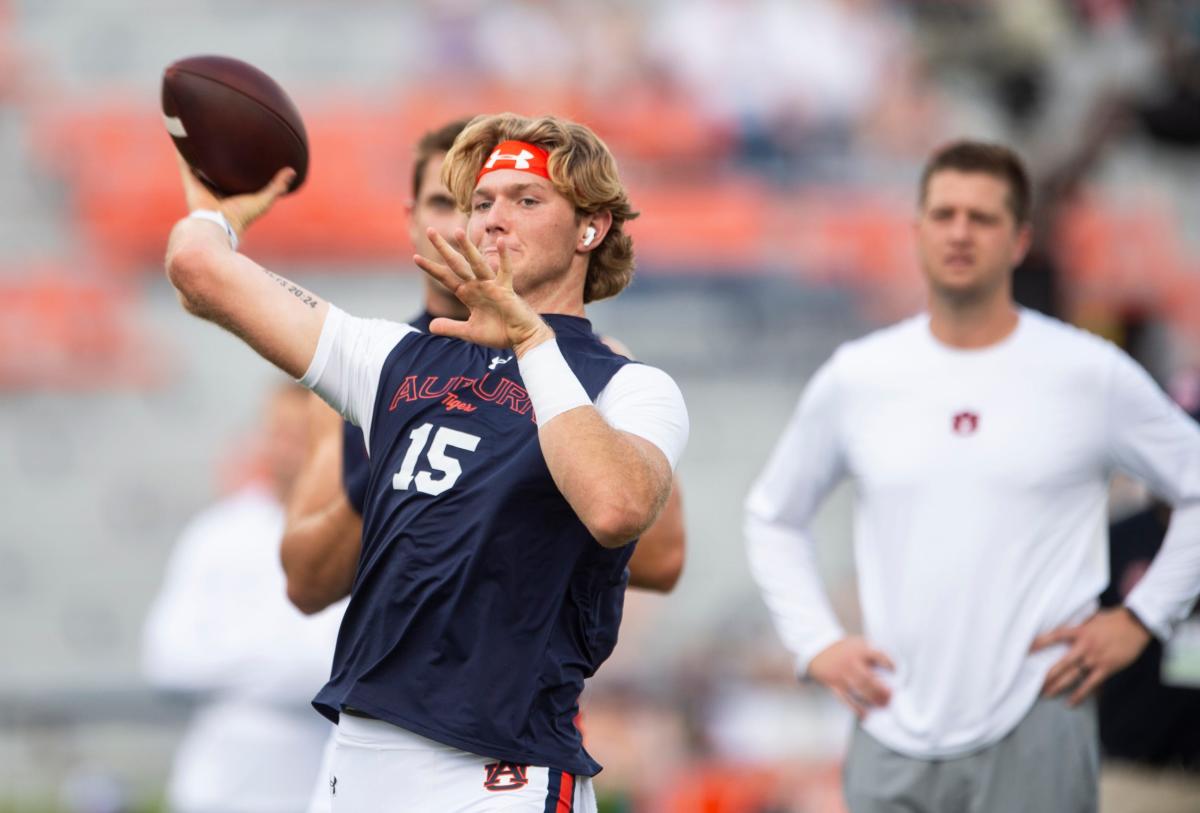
[443,113,639,303]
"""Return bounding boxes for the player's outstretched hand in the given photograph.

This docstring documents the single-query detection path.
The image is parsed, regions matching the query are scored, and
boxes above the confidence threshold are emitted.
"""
[176,152,295,240]
[1031,607,1152,706]
[414,228,554,355]
[808,636,895,719]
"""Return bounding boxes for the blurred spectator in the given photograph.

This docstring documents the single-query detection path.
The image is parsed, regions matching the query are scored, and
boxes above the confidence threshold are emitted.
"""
[141,383,344,813]
[1132,0,1200,148]
[468,0,576,89]
[1011,94,1129,319]
[647,0,916,174]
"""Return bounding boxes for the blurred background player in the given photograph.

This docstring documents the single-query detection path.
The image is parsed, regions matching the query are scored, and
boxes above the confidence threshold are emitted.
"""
[745,140,1200,813]
[281,118,686,617]
[141,382,346,813]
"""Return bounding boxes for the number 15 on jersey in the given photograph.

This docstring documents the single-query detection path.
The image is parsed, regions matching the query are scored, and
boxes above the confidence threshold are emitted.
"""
[392,422,482,496]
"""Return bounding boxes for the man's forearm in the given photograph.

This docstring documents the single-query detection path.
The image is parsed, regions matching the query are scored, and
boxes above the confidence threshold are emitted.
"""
[538,407,672,548]
[744,512,846,677]
[627,482,685,592]
[1126,500,1200,639]
[281,496,362,614]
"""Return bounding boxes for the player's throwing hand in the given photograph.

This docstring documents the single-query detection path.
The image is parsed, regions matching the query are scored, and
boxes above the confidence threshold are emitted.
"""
[414,227,554,356]
[175,152,295,239]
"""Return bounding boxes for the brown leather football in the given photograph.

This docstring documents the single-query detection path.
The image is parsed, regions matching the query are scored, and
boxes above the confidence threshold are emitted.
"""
[162,55,308,196]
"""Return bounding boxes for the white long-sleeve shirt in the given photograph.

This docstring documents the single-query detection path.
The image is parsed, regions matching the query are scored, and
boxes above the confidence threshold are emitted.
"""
[143,485,346,813]
[745,310,1200,758]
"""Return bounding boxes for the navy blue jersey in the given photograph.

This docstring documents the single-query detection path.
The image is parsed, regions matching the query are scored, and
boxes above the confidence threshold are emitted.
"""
[342,311,435,515]
[314,315,636,776]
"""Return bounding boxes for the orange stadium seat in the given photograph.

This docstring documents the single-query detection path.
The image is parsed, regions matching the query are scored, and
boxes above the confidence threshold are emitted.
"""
[0,264,163,390]
[30,99,186,271]
[655,760,846,813]
[776,190,915,285]
[28,90,763,272]
[1056,196,1193,313]
[626,178,770,267]
[31,97,414,267]
[583,81,730,163]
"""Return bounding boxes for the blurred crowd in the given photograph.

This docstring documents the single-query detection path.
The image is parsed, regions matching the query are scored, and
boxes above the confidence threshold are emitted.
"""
[353,0,1200,177]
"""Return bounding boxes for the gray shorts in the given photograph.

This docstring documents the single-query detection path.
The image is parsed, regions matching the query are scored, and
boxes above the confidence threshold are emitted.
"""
[843,696,1098,813]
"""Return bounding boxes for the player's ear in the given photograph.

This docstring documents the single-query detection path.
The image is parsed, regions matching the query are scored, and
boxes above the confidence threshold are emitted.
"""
[1012,221,1033,266]
[578,210,612,252]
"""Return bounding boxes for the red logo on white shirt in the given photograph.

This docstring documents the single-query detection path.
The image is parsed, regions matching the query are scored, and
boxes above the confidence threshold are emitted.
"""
[952,411,979,435]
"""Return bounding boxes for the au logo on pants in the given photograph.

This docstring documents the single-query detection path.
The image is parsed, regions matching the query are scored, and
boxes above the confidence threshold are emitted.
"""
[483,761,530,791]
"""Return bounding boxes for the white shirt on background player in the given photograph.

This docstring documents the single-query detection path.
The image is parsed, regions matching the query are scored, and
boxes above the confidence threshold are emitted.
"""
[143,485,345,813]
[745,308,1200,758]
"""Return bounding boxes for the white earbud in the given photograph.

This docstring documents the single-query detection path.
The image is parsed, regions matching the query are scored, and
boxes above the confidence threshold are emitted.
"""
[583,226,596,247]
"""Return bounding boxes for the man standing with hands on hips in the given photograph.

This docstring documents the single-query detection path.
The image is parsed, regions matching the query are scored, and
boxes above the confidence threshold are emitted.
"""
[164,112,688,812]
[745,140,1200,812]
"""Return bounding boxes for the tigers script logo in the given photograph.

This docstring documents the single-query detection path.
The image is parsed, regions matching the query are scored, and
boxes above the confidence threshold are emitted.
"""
[483,761,529,792]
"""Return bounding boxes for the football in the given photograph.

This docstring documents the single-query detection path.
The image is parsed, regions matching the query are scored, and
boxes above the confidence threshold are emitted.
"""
[161,55,308,196]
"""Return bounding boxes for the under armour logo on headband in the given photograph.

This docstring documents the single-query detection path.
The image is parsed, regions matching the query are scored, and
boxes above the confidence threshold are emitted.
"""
[485,148,534,170]
[476,140,551,183]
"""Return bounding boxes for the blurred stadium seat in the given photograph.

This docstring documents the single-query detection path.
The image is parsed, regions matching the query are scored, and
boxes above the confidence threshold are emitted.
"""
[0,265,162,390]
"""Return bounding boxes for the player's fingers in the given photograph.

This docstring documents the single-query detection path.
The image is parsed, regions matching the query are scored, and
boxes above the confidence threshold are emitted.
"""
[1068,666,1106,707]
[261,167,296,200]
[1041,653,1075,692]
[427,317,473,342]
[496,238,514,288]
[413,254,463,293]
[454,229,494,281]
[867,649,896,671]
[833,688,868,720]
[851,661,891,705]
[175,152,218,211]
[174,151,193,185]
[1042,655,1086,697]
[856,675,892,707]
[428,229,474,281]
[1030,625,1076,652]
[233,168,296,231]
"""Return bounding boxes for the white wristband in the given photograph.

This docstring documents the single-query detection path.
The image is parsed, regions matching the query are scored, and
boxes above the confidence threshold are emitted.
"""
[518,339,592,426]
[187,209,239,252]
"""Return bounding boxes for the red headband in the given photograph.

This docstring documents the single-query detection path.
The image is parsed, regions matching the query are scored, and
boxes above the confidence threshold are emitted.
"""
[476,140,551,184]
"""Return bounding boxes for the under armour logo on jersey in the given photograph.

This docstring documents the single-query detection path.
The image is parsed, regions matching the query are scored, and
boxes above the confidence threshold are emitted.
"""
[485,148,534,171]
[484,761,529,792]
[329,775,337,796]
[952,411,979,435]
[489,355,513,370]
